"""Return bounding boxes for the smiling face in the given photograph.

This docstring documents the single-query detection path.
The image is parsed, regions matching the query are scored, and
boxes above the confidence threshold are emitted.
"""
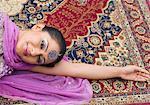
[16,24,60,65]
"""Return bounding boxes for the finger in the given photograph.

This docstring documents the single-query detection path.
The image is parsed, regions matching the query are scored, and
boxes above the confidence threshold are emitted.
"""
[135,66,150,74]
[137,72,150,78]
[135,78,146,81]
[135,75,147,81]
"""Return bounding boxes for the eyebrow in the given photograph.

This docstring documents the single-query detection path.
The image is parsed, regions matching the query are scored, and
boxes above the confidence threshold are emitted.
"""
[42,39,49,64]
[43,57,45,64]
[45,39,49,52]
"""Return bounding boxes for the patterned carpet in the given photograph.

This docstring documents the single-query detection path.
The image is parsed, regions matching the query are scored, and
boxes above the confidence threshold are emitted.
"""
[0,0,150,105]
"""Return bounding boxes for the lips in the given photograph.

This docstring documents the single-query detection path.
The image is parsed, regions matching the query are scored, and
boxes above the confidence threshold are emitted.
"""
[23,42,30,56]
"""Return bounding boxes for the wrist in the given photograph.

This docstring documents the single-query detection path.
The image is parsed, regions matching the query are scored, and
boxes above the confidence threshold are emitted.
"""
[117,67,125,78]
[118,66,126,78]
[108,66,124,78]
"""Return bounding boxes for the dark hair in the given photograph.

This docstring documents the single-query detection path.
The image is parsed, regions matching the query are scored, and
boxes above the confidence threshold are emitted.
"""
[41,26,66,67]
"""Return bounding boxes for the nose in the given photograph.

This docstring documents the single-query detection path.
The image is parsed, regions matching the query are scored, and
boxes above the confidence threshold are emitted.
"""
[29,44,43,56]
[30,47,44,56]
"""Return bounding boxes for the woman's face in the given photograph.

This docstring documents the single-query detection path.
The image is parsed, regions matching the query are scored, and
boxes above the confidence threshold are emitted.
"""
[16,24,60,65]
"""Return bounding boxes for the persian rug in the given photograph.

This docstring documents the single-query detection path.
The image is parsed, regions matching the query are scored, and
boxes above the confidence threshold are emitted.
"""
[0,0,149,105]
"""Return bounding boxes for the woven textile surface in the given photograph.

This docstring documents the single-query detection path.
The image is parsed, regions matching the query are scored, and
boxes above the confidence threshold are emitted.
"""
[0,0,149,105]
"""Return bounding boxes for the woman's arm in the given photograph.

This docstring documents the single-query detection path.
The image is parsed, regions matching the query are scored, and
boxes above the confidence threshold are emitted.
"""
[31,60,150,81]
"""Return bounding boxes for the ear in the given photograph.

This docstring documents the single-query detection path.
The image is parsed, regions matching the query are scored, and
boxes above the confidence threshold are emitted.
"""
[31,23,46,31]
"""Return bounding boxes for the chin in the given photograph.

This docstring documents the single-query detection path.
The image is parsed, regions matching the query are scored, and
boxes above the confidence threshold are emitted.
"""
[23,59,35,65]
[21,57,28,63]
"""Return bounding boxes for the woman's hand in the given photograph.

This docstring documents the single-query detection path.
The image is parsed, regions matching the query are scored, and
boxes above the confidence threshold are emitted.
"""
[120,65,150,81]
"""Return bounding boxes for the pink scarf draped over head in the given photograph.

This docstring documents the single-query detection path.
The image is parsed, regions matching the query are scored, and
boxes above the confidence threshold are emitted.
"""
[0,14,93,105]
[3,15,35,70]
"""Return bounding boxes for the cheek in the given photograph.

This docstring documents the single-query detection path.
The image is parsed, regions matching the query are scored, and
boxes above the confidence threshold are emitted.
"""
[22,56,37,64]
[23,32,38,43]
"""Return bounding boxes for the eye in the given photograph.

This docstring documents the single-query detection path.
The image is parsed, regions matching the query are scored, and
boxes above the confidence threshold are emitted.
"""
[37,55,44,64]
[40,40,46,50]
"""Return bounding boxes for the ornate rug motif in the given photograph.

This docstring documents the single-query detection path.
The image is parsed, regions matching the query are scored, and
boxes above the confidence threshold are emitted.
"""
[0,0,28,16]
[43,0,108,46]
[87,0,150,104]
[0,0,150,105]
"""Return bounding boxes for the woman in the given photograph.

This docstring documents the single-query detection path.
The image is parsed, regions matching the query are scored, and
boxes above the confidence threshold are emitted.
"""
[0,13,149,105]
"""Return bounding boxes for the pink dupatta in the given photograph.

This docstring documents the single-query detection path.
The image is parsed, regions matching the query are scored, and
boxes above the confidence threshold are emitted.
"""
[0,14,93,105]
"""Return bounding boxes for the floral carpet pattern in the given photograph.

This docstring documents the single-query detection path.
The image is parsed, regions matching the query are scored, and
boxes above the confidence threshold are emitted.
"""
[0,0,150,105]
